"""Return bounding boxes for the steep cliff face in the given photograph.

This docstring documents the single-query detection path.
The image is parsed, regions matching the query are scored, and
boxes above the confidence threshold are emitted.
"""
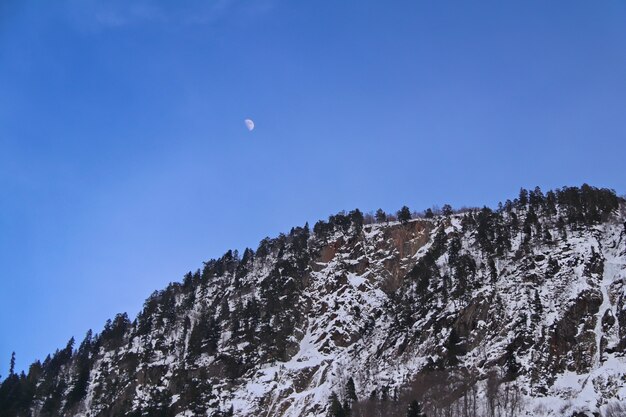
[1,186,625,417]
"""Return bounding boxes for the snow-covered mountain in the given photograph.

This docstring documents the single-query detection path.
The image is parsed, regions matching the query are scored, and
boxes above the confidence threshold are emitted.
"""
[1,185,625,417]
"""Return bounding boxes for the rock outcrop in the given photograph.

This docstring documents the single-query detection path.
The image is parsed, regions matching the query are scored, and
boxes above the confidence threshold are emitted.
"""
[1,185,625,417]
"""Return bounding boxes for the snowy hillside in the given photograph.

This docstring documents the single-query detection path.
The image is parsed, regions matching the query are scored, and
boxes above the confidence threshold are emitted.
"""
[1,185,625,417]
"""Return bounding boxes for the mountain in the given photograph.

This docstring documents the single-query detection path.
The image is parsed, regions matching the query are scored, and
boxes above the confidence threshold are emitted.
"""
[1,185,625,417]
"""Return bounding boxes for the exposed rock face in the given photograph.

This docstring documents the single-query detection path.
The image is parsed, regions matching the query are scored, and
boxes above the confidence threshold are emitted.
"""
[550,289,602,373]
[1,186,625,417]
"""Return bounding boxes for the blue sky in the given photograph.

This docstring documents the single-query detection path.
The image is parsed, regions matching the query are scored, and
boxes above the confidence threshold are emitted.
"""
[1,0,626,376]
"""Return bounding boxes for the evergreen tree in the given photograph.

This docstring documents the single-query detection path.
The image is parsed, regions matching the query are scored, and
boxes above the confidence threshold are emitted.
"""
[461,211,475,232]
[40,380,66,417]
[556,216,567,239]
[445,328,464,366]
[328,392,345,417]
[375,209,387,223]
[66,330,94,409]
[447,236,462,264]
[510,212,519,232]
[397,206,411,224]
[442,204,453,216]
[342,399,351,417]
[545,190,557,216]
[505,344,521,379]
[406,400,426,417]
[476,206,496,253]
[424,208,434,219]
[349,209,364,230]
[206,317,220,354]
[187,314,211,361]
[346,377,358,402]
[9,352,15,376]
[518,188,529,207]
[531,290,543,323]
[453,254,476,296]
[487,257,497,282]
[543,228,553,244]
[547,256,560,276]
[529,186,544,209]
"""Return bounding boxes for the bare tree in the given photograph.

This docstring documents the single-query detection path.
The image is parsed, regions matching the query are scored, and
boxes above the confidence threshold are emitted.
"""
[485,369,500,417]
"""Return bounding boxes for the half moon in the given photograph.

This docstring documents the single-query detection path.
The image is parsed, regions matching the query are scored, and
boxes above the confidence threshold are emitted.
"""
[244,119,255,131]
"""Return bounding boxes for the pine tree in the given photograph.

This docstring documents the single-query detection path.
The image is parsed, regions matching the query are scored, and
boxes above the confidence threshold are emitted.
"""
[424,208,434,219]
[66,330,94,409]
[545,190,557,216]
[342,399,351,417]
[505,344,521,379]
[445,328,464,366]
[349,209,364,231]
[556,216,567,239]
[9,352,15,376]
[206,317,220,354]
[531,290,543,323]
[346,377,358,402]
[529,186,544,209]
[543,228,553,244]
[328,392,345,417]
[448,236,462,264]
[375,209,387,223]
[397,206,411,224]
[442,204,453,216]
[518,188,529,207]
[406,400,426,417]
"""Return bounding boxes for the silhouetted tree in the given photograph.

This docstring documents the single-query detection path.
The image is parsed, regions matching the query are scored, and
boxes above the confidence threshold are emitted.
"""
[397,206,412,224]
[9,352,15,376]
[350,209,364,232]
[518,188,529,207]
[375,209,387,223]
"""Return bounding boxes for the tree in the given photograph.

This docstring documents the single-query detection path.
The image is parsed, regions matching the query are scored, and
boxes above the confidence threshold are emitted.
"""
[375,209,387,224]
[9,352,15,376]
[346,377,358,403]
[518,188,529,207]
[397,206,411,224]
[66,330,94,409]
[447,236,462,264]
[445,328,464,366]
[424,208,434,219]
[328,392,347,417]
[442,204,453,216]
[406,400,426,417]
[529,186,544,209]
[349,209,364,231]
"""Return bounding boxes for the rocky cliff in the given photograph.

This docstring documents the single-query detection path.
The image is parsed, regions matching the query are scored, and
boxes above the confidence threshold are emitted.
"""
[1,185,625,417]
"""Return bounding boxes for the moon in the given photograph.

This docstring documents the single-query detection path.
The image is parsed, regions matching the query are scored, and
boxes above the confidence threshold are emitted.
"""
[244,119,255,131]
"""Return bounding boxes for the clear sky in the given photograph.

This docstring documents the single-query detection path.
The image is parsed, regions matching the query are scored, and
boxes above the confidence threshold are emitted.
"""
[1,0,626,376]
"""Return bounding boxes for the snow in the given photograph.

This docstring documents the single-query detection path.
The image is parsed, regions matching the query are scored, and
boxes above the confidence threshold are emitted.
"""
[42,207,626,417]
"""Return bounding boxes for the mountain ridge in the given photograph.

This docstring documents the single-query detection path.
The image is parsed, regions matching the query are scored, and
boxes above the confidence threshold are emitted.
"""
[1,184,626,417]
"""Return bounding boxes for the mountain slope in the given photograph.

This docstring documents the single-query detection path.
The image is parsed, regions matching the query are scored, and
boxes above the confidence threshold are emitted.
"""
[1,185,625,417]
